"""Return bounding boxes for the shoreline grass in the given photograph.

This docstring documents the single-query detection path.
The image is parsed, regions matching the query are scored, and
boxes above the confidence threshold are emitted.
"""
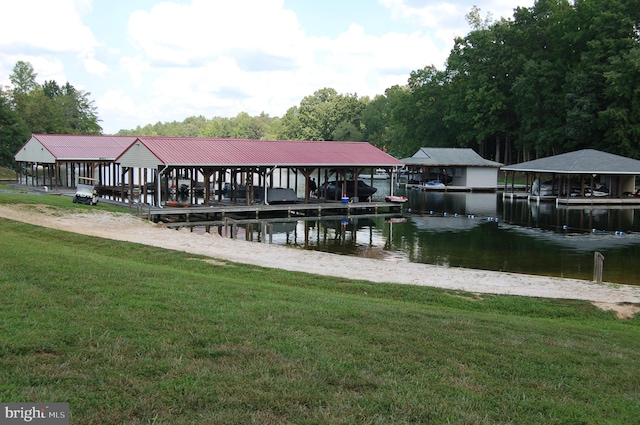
[1,216,639,424]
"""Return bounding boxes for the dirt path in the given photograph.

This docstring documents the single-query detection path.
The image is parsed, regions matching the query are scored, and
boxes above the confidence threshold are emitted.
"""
[1,204,639,318]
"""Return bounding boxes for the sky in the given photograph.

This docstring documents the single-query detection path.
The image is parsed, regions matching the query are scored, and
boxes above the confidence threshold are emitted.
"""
[0,0,534,134]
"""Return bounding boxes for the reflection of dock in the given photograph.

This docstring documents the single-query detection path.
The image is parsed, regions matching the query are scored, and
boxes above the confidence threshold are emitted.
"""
[159,212,402,244]
[409,215,484,233]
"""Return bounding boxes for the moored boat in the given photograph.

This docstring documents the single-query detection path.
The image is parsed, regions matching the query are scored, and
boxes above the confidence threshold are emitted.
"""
[424,180,445,188]
[385,195,408,203]
[319,180,377,200]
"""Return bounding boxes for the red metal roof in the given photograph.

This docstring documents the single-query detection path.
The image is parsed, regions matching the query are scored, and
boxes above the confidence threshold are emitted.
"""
[128,137,404,167]
[28,134,137,160]
[17,134,403,168]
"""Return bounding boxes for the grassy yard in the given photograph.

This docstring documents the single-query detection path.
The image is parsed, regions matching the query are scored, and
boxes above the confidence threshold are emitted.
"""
[0,189,127,213]
[0,167,16,179]
[0,195,639,424]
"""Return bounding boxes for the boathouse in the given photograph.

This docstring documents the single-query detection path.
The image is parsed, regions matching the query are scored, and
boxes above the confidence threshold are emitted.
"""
[401,147,502,191]
[115,137,404,206]
[13,135,404,206]
[501,149,640,205]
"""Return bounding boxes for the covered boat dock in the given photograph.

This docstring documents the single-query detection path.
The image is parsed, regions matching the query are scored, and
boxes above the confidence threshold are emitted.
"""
[14,134,406,220]
[114,137,404,207]
[401,147,502,192]
[501,149,640,206]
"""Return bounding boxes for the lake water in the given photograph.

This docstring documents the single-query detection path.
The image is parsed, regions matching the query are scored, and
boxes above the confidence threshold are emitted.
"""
[195,181,640,285]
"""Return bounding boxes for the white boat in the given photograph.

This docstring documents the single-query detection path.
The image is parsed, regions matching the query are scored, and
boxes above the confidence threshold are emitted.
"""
[424,180,445,188]
[360,169,390,180]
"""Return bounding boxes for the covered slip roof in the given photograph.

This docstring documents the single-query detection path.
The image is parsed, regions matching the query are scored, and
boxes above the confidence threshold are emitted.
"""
[501,149,640,175]
[401,147,502,168]
[116,137,404,168]
[14,134,136,162]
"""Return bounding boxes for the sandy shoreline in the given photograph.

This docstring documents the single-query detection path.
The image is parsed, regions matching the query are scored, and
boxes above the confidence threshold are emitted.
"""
[1,204,639,318]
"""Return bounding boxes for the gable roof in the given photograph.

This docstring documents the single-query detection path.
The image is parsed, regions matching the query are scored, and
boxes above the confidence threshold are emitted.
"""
[501,149,640,175]
[401,147,502,168]
[14,134,136,162]
[116,137,404,168]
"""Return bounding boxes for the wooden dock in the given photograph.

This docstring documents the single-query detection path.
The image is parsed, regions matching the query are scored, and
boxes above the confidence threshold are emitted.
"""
[502,191,640,207]
[135,200,405,223]
[556,197,640,207]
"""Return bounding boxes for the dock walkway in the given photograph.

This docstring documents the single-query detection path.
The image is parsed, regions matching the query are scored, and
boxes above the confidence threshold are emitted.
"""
[136,200,405,223]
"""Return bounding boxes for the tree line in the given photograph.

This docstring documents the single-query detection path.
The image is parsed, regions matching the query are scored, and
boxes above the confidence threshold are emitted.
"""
[1,0,638,167]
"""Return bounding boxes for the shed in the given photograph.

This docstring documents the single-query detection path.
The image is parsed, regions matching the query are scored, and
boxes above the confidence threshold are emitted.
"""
[401,147,502,190]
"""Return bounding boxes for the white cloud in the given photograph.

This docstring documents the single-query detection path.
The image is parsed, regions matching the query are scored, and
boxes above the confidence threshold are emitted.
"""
[98,88,153,130]
[120,56,150,87]
[0,0,106,90]
[0,0,99,54]
[127,0,307,70]
[81,52,109,77]
[119,0,445,128]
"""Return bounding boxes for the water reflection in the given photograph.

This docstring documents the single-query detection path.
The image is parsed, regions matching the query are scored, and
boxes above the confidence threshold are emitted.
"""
[191,185,640,285]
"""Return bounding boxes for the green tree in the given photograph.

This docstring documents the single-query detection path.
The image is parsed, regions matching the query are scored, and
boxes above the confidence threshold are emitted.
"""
[295,88,367,141]
[0,87,28,167]
[600,45,640,157]
[403,66,456,154]
[9,61,39,95]
[7,61,101,136]
[276,106,303,140]
[445,18,519,161]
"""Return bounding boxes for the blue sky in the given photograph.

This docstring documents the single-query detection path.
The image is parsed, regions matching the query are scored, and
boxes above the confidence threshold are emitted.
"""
[0,0,533,134]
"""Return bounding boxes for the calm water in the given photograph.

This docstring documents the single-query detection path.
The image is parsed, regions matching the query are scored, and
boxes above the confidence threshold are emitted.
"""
[196,181,640,285]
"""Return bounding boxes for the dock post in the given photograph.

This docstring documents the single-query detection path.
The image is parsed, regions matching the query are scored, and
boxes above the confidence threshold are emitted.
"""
[593,251,605,283]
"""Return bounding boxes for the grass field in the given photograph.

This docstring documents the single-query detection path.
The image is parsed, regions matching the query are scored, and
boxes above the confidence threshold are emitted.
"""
[1,193,639,424]
[0,167,15,178]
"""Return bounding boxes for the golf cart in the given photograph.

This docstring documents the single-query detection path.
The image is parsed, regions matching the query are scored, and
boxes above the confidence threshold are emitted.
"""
[73,177,99,206]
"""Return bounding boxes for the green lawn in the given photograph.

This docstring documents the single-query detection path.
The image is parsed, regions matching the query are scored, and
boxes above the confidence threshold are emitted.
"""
[0,167,16,179]
[0,194,639,424]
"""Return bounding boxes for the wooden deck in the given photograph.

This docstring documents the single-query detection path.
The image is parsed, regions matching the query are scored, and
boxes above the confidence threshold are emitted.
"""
[135,200,405,223]
[556,197,640,207]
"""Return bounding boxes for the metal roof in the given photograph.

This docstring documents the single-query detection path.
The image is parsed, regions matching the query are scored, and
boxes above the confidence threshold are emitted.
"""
[122,137,404,167]
[500,149,640,175]
[17,134,137,161]
[401,147,502,168]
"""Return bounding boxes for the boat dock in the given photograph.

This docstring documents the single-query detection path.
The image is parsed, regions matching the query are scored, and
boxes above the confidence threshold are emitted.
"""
[135,200,405,224]
[502,191,640,206]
